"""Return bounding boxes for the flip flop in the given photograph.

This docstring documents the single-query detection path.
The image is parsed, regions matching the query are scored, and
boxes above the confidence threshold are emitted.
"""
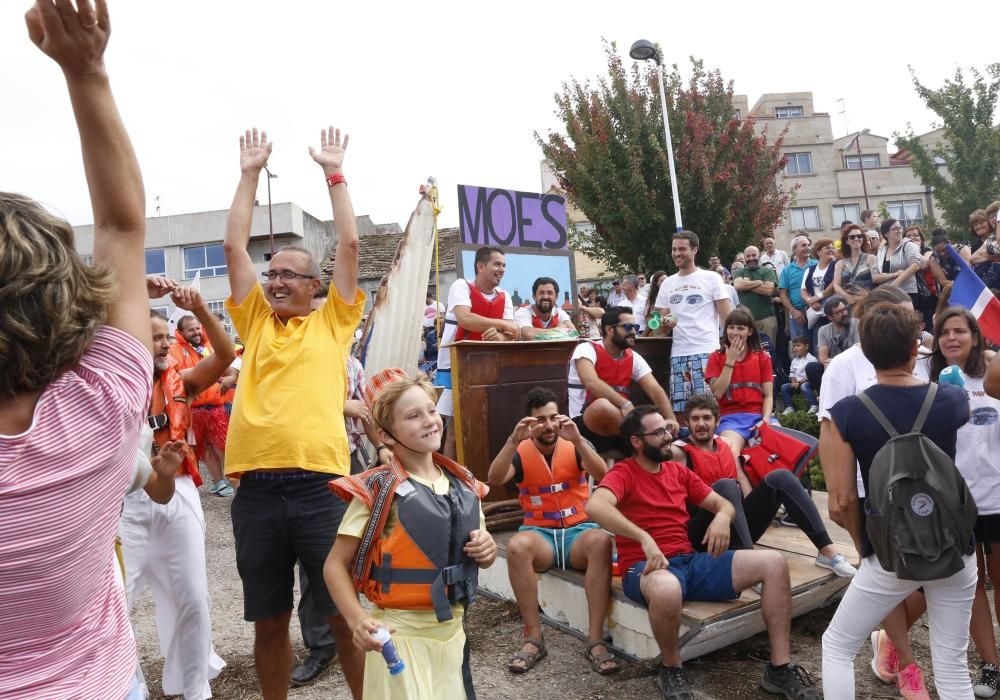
[586,640,621,675]
[508,637,546,673]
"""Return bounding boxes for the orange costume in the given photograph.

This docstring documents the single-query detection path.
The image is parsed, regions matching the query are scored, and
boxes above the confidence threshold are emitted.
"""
[168,329,233,460]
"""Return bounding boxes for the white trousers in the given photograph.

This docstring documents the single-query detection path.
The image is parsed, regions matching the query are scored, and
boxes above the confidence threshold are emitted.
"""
[822,553,977,699]
[119,476,225,700]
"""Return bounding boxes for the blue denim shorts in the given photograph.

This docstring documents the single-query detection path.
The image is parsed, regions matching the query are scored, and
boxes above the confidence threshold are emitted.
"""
[622,551,737,606]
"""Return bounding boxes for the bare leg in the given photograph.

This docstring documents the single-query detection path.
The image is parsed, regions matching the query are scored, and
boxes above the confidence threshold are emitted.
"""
[328,614,365,699]
[569,529,615,671]
[582,399,624,437]
[254,611,293,700]
[731,550,791,665]
[639,569,685,666]
[203,444,224,483]
[505,531,554,669]
[719,430,746,462]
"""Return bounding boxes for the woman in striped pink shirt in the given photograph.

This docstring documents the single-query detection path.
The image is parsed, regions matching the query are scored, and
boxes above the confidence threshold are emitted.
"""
[0,2,154,698]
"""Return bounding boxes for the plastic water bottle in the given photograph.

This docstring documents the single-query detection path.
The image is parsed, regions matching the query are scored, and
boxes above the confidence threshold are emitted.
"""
[647,311,661,331]
[372,627,405,675]
[939,365,966,388]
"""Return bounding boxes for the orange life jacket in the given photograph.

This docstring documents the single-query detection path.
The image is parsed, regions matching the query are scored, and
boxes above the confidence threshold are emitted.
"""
[584,341,633,407]
[150,363,201,486]
[169,329,235,407]
[329,454,488,621]
[675,438,737,485]
[452,281,506,341]
[516,438,589,528]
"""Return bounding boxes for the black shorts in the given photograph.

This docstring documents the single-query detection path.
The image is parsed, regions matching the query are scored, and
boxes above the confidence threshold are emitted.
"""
[232,471,348,621]
[975,514,1000,554]
[571,415,624,455]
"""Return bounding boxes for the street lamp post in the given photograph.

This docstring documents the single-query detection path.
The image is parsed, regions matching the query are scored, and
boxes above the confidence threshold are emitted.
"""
[264,167,278,255]
[629,39,683,233]
[846,128,871,211]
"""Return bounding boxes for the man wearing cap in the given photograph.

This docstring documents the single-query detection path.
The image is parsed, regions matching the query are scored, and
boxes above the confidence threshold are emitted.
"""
[778,235,817,349]
[607,279,627,307]
[222,126,366,698]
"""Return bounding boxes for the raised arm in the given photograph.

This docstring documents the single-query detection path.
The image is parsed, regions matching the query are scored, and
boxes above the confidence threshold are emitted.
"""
[27,0,148,347]
[223,128,271,305]
[172,287,236,397]
[309,127,357,302]
[487,417,537,486]
[554,415,608,481]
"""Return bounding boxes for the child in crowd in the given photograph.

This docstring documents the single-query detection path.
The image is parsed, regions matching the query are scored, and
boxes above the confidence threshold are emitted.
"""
[781,336,818,414]
[324,369,496,700]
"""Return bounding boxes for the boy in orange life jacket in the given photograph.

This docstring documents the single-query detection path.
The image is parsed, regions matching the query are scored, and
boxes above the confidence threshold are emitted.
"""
[487,388,619,676]
[434,246,519,458]
[120,284,235,699]
[586,406,821,699]
[567,307,679,453]
[325,370,496,699]
[514,276,576,340]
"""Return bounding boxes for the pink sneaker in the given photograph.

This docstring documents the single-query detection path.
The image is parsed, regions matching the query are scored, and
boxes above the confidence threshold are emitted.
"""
[897,663,930,700]
[870,629,899,683]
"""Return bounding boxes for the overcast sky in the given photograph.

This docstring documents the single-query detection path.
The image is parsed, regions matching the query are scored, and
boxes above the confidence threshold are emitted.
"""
[2,1,994,233]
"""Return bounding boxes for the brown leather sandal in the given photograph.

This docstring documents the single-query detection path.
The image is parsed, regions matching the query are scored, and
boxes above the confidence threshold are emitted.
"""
[508,637,547,673]
[586,640,621,675]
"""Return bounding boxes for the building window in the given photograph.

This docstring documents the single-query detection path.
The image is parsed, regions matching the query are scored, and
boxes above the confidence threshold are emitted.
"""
[734,108,742,120]
[206,299,233,335]
[775,106,803,119]
[887,200,924,227]
[832,204,862,226]
[150,304,169,319]
[844,154,881,169]
[784,152,813,176]
[790,206,821,230]
[183,243,227,279]
[145,248,166,276]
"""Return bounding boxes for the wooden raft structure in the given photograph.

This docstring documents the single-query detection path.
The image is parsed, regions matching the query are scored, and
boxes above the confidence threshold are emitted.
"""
[478,491,857,661]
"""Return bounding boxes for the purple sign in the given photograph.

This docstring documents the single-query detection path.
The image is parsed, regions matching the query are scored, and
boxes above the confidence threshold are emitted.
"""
[458,184,567,250]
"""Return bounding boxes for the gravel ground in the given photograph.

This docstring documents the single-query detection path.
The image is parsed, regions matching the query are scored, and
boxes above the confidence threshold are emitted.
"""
[133,478,989,699]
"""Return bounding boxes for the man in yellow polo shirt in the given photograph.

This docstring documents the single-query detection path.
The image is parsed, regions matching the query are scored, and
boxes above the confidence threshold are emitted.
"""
[223,126,365,700]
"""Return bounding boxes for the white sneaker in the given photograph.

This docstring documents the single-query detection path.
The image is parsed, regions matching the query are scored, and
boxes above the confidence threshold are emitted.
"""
[816,553,857,578]
[781,407,794,415]
[807,405,819,415]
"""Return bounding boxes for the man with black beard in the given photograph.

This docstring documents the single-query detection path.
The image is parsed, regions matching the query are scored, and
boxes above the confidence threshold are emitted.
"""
[566,307,678,453]
[586,406,820,700]
[733,245,779,342]
[514,276,576,340]
[487,387,618,675]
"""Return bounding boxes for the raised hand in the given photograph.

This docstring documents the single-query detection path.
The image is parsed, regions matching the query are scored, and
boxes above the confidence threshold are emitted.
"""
[25,0,109,76]
[171,285,206,312]
[146,275,178,299]
[151,440,184,479]
[725,337,745,365]
[239,128,272,174]
[509,416,539,444]
[308,126,349,175]
[555,414,582,442]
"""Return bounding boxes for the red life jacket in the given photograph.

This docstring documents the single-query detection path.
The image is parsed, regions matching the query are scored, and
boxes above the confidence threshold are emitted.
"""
[675,438,737,485]
[742,422,815,487]
[329,454,488,622]
[150,363,201,486]
[516,438,589,528]
[453,281,506,341]
[531,308,558,329]
[169,330,235,408]
[584,341,633,407]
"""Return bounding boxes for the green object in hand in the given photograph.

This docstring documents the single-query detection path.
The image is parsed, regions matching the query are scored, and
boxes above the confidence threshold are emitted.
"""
[647,312,661,330]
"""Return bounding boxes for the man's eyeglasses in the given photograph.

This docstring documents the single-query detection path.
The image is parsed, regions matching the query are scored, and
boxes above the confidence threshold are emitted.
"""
[262,270,317,281]
[615,323,641,333]
[641,427,672,440]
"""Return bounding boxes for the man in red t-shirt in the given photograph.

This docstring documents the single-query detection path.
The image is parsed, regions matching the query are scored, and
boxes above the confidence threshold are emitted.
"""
[585,406,821,699]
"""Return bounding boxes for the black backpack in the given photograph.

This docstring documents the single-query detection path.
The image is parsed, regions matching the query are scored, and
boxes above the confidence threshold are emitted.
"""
[857,383,978,581]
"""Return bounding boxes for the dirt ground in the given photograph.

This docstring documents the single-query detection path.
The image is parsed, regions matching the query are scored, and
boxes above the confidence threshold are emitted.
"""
[134,480,984,699]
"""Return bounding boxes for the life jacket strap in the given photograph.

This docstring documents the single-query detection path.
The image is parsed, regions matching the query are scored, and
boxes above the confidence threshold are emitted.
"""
[519,473,587,496]
[369,556,476,622]
[525,505,581,521]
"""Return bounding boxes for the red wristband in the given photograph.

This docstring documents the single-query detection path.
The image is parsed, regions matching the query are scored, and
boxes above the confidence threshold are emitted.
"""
[326,173,347,188]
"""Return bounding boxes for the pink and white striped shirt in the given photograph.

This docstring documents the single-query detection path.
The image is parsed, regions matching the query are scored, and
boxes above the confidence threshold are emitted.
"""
[0,326,152,700]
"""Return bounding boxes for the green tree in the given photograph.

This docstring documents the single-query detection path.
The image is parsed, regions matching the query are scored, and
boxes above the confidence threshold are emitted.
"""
[895,65,1000,237]
[537,42,794,274]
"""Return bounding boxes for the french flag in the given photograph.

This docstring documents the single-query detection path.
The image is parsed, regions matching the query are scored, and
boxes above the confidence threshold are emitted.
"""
[947,244,1000,344]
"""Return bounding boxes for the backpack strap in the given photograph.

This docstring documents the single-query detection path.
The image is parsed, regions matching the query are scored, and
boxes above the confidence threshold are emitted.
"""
[911,382,938,433]
[856,390,900,438]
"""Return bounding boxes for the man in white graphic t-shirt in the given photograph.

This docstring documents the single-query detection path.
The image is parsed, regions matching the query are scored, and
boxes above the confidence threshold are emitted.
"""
[654,231,732,414]
[435,246,517,457]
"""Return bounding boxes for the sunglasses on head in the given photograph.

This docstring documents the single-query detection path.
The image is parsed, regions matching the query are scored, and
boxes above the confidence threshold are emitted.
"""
[616,323,641,332]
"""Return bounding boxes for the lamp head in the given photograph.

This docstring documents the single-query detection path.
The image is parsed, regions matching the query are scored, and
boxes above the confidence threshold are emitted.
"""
[629,39,660,64]
[861,128,871,135]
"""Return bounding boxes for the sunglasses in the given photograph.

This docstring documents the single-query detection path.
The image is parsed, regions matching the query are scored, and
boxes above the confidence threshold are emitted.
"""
[848,234,864,240]
[615,323,641,333]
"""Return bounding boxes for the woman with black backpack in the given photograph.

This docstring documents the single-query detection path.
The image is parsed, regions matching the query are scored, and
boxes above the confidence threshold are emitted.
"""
[820,303,977,699]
